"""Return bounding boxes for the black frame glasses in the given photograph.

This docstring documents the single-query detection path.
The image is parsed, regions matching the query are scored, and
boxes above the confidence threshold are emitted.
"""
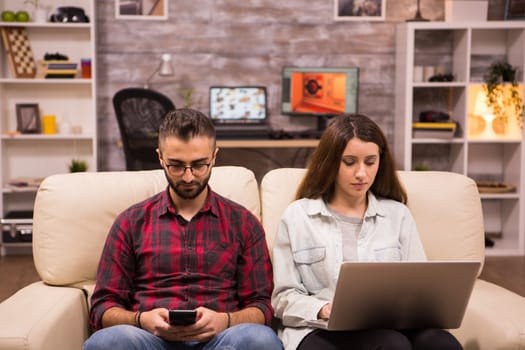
[165,163,211,176]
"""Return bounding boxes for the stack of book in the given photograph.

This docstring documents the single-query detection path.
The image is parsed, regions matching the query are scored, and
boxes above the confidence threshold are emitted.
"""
[412,121,457,139]
[42,61,78,78]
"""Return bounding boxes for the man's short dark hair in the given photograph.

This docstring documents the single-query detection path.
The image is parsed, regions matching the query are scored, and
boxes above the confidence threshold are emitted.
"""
[159,108,216,143]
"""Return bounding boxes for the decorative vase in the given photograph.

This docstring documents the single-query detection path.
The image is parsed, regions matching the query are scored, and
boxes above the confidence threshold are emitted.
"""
[33,8,47,22]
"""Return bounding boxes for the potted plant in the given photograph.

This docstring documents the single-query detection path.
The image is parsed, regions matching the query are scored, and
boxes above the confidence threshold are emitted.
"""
[68,159,88,173]
[178,87,195,108]
[483,61,523,130]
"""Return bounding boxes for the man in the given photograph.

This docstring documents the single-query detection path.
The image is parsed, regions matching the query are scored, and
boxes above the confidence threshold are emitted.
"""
[84,108,282,350]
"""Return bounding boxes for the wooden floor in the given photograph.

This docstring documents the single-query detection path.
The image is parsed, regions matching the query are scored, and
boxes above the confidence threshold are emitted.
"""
[1,254,525,303]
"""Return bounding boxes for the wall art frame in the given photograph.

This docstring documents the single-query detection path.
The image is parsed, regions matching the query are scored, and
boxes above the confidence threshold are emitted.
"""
[16,103,40,134]
[116,0,168,20]
[335,0,386,21]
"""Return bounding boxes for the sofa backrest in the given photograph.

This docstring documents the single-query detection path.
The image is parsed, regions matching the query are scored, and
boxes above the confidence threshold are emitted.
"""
[260,168,485,268]
[32,166,260,287]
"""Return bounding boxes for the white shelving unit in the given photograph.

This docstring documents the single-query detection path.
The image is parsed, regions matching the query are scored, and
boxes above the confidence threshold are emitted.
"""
[0,0,96,255]
[395,21,525,256]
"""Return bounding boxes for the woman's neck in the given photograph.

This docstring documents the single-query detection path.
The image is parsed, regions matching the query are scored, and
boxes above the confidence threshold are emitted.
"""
[329,192,368,218]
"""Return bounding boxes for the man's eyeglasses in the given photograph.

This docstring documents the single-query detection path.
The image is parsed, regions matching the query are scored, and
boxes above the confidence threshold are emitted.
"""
[165,163,211,176]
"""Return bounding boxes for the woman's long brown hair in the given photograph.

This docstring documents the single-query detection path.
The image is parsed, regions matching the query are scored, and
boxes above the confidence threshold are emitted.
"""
[296,114,407,204]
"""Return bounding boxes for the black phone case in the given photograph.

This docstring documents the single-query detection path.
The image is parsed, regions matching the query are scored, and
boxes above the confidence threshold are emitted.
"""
[169,310,197,326]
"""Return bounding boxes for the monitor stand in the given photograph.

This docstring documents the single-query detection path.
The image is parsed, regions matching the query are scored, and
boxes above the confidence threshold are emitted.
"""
[299,115,336,138]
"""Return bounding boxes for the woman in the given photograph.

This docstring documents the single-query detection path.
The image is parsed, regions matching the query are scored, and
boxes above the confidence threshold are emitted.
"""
[271,114,462,350]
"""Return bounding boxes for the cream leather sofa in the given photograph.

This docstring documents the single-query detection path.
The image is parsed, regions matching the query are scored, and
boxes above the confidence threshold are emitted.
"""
[0,167,524,350]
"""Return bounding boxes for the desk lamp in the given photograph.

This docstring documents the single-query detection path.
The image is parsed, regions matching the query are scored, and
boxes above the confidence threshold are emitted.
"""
[144,53,174,89]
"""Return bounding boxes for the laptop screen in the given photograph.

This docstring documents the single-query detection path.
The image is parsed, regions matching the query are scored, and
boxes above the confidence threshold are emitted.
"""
[209,86,267,124]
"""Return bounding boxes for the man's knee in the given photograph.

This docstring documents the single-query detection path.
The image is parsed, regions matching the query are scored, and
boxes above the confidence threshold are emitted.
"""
[221,323,282,350]
[83,325,154,350]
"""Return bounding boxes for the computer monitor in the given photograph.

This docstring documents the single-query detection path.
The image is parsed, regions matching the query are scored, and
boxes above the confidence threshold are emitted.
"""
[281,67,359,131]
[209,86,268,125]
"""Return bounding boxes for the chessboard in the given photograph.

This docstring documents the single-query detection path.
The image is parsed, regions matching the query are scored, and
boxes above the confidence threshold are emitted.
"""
[1,26,37,78]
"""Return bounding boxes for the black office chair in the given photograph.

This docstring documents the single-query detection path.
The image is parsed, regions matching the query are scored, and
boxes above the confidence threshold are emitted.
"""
[113,87,175,170]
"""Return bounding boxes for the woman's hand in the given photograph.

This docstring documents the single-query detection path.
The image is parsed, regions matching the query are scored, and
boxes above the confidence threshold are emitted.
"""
[317,303,332,320]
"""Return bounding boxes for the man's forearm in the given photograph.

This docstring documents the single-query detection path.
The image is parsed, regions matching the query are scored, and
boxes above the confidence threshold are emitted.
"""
[229,306,265,326]
[101,306,136,328]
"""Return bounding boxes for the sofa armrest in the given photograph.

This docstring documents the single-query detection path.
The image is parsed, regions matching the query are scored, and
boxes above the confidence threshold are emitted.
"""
[451,279,525,349]
[0,281,89,350]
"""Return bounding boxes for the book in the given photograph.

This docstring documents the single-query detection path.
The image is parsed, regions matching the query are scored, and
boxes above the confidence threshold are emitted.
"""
[412,122,457,130]
[47,63,78,70]
[412,122,456,139]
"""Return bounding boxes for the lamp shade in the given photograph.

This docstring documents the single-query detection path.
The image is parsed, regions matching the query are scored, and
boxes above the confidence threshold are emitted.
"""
[473,91,493,117]
[159,54,173,76]
[144,53,174,89]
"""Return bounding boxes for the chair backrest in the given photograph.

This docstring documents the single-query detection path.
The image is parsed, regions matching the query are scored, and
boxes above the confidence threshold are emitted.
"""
[32,166,260,287]
[112,87,175,170]
[260,168,485,269]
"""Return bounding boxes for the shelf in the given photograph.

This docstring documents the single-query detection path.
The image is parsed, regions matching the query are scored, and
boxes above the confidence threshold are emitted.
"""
[0,22,91,29]
[0,1,96,255]
[1,134,94,140]
[412,138,464,144]
[480,193,520,200]
[396,22,525,256]
[0,78,92,84]
[412,82,467,88]
[2,188,38,194]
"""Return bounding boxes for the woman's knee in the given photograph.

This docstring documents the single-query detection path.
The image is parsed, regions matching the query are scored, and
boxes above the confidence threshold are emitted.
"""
[408,328,463,350]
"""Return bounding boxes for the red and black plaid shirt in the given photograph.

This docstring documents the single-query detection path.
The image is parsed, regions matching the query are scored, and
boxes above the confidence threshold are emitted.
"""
[89,187,273,330]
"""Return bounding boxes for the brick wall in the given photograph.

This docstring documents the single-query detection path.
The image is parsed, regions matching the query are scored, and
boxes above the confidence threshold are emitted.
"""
[96,0,506,179]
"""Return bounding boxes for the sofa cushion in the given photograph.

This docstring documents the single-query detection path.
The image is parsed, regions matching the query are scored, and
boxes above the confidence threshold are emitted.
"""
[32,166,260,287]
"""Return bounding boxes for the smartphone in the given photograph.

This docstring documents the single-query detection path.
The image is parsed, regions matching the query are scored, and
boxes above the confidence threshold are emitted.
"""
[168,309,197,326]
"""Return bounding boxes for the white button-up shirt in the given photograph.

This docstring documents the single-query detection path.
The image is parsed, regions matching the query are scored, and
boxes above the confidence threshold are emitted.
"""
[271,193,427,350]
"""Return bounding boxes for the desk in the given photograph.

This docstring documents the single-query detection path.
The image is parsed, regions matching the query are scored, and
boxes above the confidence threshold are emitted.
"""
[216,139,319,148]
[215,139,319,181]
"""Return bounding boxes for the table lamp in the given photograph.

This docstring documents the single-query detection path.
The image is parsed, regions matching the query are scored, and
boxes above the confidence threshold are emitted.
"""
[473,90,497,139]
[144,53,174,89]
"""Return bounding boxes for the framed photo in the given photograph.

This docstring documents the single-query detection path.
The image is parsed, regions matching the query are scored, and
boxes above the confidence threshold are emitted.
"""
[505,0,525,20]
[116,0,168,20]
[335,0,386,21]
[16,103,40,134]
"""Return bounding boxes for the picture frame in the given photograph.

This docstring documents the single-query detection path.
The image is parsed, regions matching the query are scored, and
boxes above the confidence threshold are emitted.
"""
[16,103,40,134]
[116,0,168,20]
[335,0,386,21]
[505,0,525,20]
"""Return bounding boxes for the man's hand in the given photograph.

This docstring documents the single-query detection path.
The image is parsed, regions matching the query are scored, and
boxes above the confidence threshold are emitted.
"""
[142,306,228,342]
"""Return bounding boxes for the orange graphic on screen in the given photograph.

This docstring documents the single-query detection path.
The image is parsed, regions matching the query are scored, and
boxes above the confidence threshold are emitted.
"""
[290,72,346,114]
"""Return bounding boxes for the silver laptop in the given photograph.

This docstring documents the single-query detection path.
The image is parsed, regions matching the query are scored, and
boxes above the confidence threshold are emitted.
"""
[306,260,480,331]
[209,86,270,139]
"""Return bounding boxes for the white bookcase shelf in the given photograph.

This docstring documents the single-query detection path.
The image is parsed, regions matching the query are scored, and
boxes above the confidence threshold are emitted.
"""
[0,0,96,255]
[395,21,525,256]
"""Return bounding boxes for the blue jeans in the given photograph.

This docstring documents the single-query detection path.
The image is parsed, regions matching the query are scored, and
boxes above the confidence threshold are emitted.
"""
[83,323,283,350]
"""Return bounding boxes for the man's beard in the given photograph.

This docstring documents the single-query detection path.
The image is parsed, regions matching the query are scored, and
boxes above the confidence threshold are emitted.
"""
[164,170,211,200]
